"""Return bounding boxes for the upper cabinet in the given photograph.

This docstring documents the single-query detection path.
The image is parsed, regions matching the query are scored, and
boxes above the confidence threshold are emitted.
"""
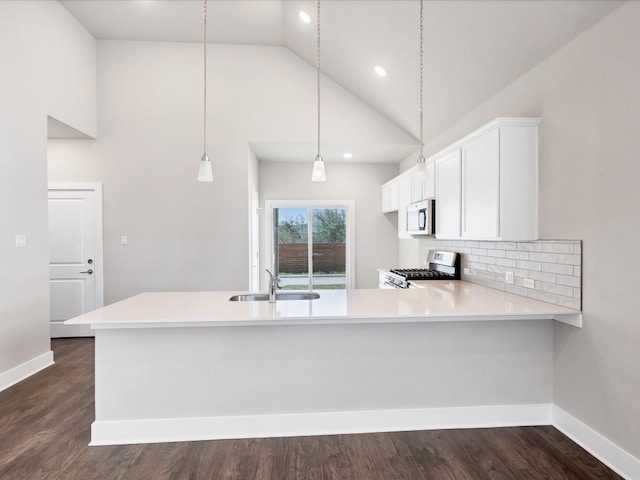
[380,179,399,213]
[435,149,462,239]
[381,163,435,238]
[380,117,540,241]
[435,117,541,241]
[411,162,435,203]
[382,161,434,215]
[461,127,500,239]
[397,174,413,239]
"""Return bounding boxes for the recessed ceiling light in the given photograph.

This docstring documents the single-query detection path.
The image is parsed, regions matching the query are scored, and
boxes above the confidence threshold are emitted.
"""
[343,153,353,159]
[374,65,387,77]
[299,11,311,24]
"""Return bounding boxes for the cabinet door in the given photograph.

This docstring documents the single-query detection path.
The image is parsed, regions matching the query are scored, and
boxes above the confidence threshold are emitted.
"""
[381,181,399,213]
[461,128,500,239]
[410,163,435,202]
[397,174,412,239]
[435,150,461,239]
[410,174,423,203]
[422,162,435,199]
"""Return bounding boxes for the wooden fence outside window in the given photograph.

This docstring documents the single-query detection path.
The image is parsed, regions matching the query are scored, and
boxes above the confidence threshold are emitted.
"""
[278,243,346,274]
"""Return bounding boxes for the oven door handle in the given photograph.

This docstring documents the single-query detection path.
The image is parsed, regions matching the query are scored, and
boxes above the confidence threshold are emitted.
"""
[384,281,400,289]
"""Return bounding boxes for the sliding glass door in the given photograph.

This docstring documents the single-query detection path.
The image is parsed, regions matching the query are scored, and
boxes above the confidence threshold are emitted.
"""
[274,207,311,290]
[269,202,353,290]
[311,208,346,289]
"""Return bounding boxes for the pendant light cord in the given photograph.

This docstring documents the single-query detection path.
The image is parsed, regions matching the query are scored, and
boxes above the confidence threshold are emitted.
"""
[419,0,424,160]
[203,0,208,156]
[316,0,321,159]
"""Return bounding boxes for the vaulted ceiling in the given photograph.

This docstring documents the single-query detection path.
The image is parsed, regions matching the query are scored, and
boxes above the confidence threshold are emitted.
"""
[60,0,622,162]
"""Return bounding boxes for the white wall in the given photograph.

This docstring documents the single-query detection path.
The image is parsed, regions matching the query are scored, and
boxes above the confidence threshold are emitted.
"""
[409,2,639,458]
[259,161,399,289]
[0,1,96,388]
[47,40,414,304]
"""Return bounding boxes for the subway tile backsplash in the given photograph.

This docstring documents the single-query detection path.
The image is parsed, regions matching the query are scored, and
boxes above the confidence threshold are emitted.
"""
[419,239,582,310]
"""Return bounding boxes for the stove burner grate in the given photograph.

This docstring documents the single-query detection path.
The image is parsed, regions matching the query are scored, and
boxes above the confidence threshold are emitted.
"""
[390,268,455,280]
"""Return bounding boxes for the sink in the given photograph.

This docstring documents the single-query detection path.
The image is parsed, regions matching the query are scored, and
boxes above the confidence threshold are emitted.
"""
[229,292,320,302]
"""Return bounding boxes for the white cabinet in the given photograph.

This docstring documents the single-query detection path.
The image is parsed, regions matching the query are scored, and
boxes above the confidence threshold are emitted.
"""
[493,121,540,241]
[397,174,412,239]
[435,149,462,239]
[379,117,539,241]
[434,117,540,241]
[410,162,435,203]
[380,171,415,239]
[423,163,435,199]
[380,180,399,213]
[461,127,500,239]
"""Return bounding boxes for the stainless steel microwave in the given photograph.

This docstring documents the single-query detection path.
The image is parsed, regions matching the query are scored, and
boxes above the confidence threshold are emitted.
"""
[406,199,435,236]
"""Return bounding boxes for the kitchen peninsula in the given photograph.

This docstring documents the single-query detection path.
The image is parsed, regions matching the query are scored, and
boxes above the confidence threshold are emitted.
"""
[67,282,581,446]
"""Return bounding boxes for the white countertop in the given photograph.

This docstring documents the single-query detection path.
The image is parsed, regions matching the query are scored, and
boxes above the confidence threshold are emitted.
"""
[66,281,582,329]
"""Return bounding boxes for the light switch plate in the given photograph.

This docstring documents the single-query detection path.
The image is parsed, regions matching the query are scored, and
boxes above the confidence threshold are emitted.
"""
[505,272,514,284]
[15,234,26,247]
[120,235,128,246]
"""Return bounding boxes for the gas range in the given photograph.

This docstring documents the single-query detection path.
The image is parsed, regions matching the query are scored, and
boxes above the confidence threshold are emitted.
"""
[382,251,460,289]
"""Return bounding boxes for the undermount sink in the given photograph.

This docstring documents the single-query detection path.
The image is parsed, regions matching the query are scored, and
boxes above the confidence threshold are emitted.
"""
[229,292,320,302]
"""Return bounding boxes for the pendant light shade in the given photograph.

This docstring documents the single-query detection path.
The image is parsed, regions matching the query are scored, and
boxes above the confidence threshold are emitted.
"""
[198,0,213,182]
[311,154,326,182]
[414,155,428,178]
[311,0,326,182]
[198,154,213,182]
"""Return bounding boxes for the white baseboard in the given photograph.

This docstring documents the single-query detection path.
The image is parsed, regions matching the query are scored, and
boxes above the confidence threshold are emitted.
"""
[51,322,93,338]
[0,351,54,393]
[90,403,552,446]
[552,406,640,480]
[89,403,640,479]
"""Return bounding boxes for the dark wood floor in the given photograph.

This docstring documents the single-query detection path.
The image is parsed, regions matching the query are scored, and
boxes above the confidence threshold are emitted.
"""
[0,339,623,480]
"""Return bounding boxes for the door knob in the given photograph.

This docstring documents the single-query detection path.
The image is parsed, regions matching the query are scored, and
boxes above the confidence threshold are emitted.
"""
[80,269,93,275]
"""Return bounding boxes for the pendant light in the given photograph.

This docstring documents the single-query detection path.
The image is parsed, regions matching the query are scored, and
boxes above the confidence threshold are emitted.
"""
[197,0,213,182]
[414,0,428,178]
[311,0,326,182]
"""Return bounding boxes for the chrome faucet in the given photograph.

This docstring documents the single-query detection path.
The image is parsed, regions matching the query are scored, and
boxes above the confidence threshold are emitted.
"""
[265,269,281,303]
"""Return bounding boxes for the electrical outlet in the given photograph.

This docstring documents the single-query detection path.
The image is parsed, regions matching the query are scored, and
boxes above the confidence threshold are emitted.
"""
[505,272,514,284]
[464,268,470,275]
[120,235,128,246]
[524,278,535,289]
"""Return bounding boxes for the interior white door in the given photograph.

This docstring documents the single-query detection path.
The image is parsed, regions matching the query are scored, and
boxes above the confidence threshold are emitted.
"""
[48,186,102,337]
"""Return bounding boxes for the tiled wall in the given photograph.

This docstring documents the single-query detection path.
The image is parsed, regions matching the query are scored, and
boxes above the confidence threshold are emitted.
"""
[418,238,582,310]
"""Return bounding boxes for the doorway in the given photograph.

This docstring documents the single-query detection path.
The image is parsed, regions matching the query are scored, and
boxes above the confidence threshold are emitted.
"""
[265,201,355,290]
[48,183,104,337]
